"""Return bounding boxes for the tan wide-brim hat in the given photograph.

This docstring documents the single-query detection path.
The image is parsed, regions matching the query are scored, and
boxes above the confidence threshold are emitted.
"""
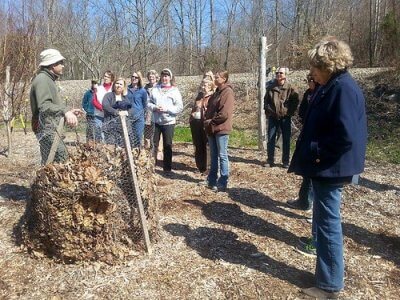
[39,49,65,67]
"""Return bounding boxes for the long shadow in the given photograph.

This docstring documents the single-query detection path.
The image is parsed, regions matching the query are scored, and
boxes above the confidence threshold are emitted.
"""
[155,169,198,184]
[155,156,198,173]
[173,150,193,158]
[228,187,305,220]
[164,223,313,288]
[358,176,400,192]
[186,200,301,249]
[172,161,198,173]
[229,155,262,165]
[0,148,8,157]
[343,222,400,266]
[0,183,30,201]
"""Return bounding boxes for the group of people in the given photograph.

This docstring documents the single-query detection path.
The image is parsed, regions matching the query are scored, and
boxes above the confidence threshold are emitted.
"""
[82,70,153,148]
[30,35,367,299]
[189,37,367,299]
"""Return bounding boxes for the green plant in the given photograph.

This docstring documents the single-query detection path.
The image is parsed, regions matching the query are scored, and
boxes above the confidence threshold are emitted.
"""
[173,126,258,148]
[173,126,193,143]
[366,139,400,164]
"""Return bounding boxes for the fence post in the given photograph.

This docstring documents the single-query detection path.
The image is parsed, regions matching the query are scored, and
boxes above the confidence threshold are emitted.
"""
[120,114,152,254]
[3,66,12,156]
[258,37,267,151]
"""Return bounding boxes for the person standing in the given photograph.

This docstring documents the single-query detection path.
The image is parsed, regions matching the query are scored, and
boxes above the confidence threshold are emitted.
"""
[264,67,299,168]
[148,68,183,174]
[81,80,98,142]
[289,37,367,299]
[127,71,148,147]
[144,70,159,148]
[190,73,215,174]
[30,48,81,164]
[92,70,114,142]
[287,74,319,212]
[203,70,235,192]
[102,77,131,146]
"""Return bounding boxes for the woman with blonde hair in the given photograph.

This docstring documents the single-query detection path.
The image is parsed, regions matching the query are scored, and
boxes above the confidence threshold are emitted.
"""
[289,37,367,299]
[102,77,131,146]
[190,72,216,174]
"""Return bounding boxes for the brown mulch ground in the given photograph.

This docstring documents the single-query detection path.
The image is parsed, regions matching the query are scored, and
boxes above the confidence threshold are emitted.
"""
[0,130,399,299]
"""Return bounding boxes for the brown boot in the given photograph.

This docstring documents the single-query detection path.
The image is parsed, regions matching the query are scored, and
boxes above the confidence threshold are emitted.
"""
[302,287,340,299]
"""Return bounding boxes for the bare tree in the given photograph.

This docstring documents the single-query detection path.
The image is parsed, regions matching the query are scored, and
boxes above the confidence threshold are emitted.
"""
[0,2,40,156]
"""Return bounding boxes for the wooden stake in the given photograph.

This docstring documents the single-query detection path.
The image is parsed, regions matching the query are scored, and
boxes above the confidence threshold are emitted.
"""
[258,36,267,151]
[46,117,65,164]
[120,114,152,254]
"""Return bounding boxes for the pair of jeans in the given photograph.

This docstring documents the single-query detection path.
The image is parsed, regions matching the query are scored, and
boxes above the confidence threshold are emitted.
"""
[131,117,145,148]
[267,116,291,165]
[207,134,229,188]
[190,119,208,173]
[298,177,313,210]
[153,123,175,171]
[311,179,344,292]
[85,115,96,142]
[94,116,104,143]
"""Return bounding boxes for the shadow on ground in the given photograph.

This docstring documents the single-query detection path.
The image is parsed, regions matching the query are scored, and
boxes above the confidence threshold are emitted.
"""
[186,200,302,249]
[0,183,30,201]
[164,223,314,288]
[343,222,400,266]
[228,187,306,220]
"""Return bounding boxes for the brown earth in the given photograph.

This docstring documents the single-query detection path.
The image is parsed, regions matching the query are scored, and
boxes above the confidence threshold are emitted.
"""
[0,69,399,299]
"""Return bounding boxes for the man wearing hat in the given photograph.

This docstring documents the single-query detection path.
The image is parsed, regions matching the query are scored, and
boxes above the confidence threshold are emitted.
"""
[30,48,82,164]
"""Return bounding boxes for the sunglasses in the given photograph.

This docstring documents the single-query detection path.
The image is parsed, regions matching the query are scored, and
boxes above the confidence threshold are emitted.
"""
[131,76,139,79]
[275,72,285,75]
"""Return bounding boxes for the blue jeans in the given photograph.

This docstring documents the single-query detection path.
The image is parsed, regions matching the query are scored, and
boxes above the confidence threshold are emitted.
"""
[311,179,344,292]
[267,116,291,165]
[94,116,104,143]
[85,115,96,141]
[207,134,229,188]
[131,118,145,147]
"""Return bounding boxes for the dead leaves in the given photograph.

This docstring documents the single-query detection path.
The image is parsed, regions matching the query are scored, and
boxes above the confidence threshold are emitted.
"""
[22,142,157,264]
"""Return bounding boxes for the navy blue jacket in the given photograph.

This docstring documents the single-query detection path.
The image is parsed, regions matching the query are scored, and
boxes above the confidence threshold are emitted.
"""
[288,71,367,178]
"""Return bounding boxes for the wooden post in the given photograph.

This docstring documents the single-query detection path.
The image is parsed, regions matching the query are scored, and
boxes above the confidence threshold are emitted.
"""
[4,66,12,157]
[46,117,65,164]
[258,36,267,151]
[120,114,152,254]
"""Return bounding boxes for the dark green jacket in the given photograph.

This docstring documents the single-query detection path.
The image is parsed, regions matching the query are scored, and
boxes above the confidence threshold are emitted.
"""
[30,69,68,132]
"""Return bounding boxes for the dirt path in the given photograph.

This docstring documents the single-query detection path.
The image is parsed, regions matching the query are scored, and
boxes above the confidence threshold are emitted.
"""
[0,131,399,299]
